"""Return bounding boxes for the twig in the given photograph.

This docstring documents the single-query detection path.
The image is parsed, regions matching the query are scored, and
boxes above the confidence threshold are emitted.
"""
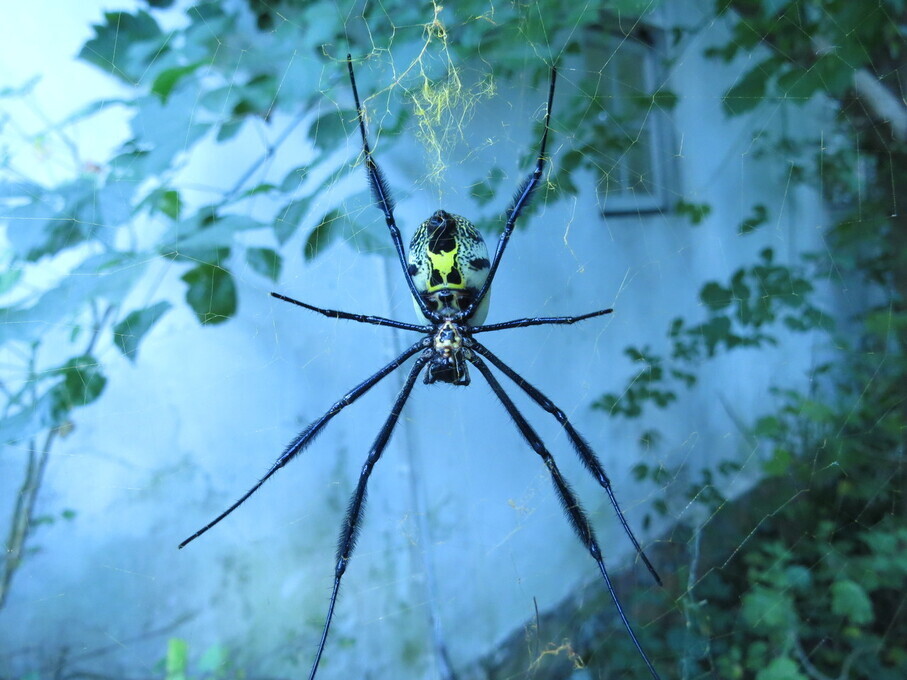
[0,428,56,608]
[222,110,309,202]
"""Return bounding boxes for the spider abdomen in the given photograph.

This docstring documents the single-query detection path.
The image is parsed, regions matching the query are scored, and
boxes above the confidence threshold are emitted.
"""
[407,209,491,324]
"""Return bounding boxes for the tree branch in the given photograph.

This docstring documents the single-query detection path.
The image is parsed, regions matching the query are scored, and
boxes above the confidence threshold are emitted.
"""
[0,428,55,609]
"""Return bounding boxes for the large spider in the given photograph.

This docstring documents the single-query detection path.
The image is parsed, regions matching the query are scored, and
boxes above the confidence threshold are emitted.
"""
[180,56,663,680]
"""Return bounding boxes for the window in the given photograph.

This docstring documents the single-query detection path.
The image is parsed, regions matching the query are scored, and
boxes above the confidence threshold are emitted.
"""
[583,23,674,215]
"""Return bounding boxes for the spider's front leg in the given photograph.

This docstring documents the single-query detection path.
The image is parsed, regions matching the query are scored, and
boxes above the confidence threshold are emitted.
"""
[346,55,438,323]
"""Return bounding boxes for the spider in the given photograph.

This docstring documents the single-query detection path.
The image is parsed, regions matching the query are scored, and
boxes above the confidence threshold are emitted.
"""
[180,56,663,680]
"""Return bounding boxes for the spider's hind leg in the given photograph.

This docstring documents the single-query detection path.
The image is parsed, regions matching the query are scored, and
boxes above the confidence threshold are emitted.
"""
[468,354,663,680]
[305,352,430,680]
[469,340,661,586]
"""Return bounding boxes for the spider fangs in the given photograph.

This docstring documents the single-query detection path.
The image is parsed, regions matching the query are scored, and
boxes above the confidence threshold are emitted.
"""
[180,56,665,680]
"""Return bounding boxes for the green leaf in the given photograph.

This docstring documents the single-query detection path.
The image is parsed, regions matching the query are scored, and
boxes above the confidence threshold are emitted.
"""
[280,166,309,193]
[78,10,164,84]
[50,355,107,414]
[0,266,22,296]
[755,656,808,680]
[700,282,733,310]
[274,197,313,245]
[471,167,505,206]
[241,183,278,198]
[216,119,244,142]
[181,263,237,325]
[651,87,678,110]
[155,189,181,220]
[152,61,206,103]
[304,210,341,260]
[165,638,189,680]
[232,74,279,117]
[0,253,148,345]
[311,110,350,151]
[246,248,282,282]
[831,580,874,624]
[675,199,712,225]
[739,204,768,235]
[197,643,231,673]
[163,212,267,257]
[723,58,779,116]
[741,585,795,630]
[113,301,172,362]
[0,393,55,445]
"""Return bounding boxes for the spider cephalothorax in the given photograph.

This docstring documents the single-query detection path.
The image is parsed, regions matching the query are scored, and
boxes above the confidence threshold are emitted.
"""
[181,55,664,680]
[423,319,473,385]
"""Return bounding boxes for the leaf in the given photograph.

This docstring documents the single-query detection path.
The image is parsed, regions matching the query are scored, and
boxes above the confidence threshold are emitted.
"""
[723,57,779,116]
[216,119,244,142]
[197,643,231,672]
[113,301,172,362]
[304,210,341,260]
[152,61,206,102]
[0,253,148,346]
[158,189,181,220]
[739,204,768,235]
[162,212,267,257]
[675,199,712,225]
[280,166,309,192]
[78,10,165,84]
[741,585,794,630]
[232,74,279,117]
[311,110,350,151]
[831,580,874,624]
[165,638,189,680]
[470,167,505,206]
[0,266,22,296]
[0,393,55,445]
[50,355,107,415]
[241,183,278,198]
[181,263,237,325]
[274,196,313,245]
[755,656,808,680]
[700,282,733,310]
[246,248,282,282]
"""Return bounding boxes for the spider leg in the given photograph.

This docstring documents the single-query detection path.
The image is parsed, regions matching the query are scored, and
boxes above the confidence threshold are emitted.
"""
[346,55,437,322]
[459,66,557,322]
[307,352,430,680]
[468,354,662,680]
[471,307,613,333]
[178,339,426,549]
[271,292,428,332]
[470,341,661,586]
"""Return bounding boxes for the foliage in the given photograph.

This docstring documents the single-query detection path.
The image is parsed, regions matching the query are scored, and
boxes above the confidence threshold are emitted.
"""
[161,638,244,680]
[583,1,907,678]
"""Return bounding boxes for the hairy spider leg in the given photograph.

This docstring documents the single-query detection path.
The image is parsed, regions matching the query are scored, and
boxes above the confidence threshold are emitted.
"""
[346,55,438,323]
[470,307,614,333]
[457,66,558,323]
[468,355,662,680]
[470,340,661,586]
[178,339,426,549]
[270,292,428,332]
[307,353,430,680]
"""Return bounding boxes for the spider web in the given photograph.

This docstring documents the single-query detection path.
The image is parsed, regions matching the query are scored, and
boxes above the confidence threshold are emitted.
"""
[0,1,902,679]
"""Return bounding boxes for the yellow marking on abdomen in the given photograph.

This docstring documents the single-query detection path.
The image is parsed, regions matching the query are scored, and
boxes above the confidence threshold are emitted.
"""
[427,247,466,290]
